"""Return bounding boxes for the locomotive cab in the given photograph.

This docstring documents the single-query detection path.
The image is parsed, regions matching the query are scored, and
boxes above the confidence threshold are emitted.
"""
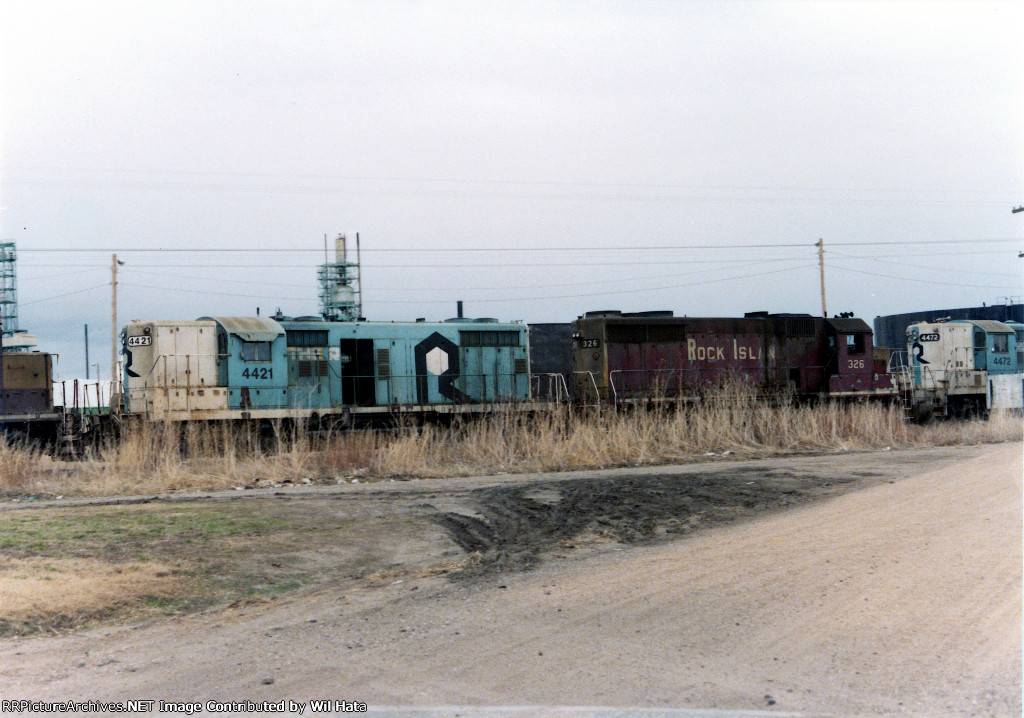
[201,317,288,412]
[823,318,887,396]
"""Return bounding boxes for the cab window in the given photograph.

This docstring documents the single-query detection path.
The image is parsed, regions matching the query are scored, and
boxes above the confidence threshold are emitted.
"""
[241,341,272,362]
[845,333,865,355]
[992,334,1009,353]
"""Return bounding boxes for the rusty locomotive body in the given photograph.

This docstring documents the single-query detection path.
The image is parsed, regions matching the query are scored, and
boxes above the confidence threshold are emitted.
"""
[570,311,896,405]
[0,351,63,442]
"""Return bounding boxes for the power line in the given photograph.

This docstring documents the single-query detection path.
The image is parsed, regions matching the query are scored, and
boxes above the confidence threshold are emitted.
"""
[10,244,809,252]
[20,284,110,306]
[118,282,307,303]
[127,268,312,290]
[14,256,813,270]
[111,263,814,305]
[830,265,1019,291]
[826,249,1024,279]
[12,238,1022,253]
[13,247,1018,272]
[124,256,803,293]
[363,263,818,304]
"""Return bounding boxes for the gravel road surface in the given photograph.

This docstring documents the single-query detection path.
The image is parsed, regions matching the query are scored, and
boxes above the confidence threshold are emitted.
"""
[1,443,1019,717]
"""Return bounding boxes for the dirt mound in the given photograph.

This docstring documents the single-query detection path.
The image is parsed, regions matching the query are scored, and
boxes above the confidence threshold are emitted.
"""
[433,468,863,575]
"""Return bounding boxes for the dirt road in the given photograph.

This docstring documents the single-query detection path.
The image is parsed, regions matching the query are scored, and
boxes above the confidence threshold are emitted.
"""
[1,444,1020,716]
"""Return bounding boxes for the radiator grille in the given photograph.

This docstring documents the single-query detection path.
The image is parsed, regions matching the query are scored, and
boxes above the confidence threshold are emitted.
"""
[298,360,329,378]
[376,348,391,379]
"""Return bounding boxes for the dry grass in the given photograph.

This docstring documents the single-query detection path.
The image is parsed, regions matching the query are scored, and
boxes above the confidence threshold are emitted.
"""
[0,440,64,492]
[1,393,1020,497]
[0,396,1019,636]
[0,556,187,634]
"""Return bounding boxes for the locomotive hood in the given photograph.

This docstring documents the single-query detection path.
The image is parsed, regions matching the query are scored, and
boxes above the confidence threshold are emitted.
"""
[967,320,1013,334]
[198,316,285,342]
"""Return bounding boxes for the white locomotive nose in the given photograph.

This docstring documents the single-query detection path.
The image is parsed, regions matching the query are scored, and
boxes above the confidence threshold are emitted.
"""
[902,319,1023,419]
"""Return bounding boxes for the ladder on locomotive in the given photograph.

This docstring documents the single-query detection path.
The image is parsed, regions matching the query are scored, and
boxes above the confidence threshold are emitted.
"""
[888,350,915,419]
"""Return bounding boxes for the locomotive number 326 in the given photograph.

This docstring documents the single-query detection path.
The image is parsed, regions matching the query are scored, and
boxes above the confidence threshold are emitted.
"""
[847,359,865,369]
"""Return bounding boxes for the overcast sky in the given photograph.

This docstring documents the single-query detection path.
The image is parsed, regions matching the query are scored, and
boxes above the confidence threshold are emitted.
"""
[1,0,1021,380]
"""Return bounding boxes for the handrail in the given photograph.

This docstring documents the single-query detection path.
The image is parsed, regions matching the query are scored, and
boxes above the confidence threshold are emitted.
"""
[128,364,531,408]
[530,373,570,402]
[571,371,600,406]
[887,350,914,405]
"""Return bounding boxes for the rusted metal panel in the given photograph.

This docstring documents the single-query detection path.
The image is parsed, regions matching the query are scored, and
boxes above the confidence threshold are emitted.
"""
[2,353,52,390]
[1,353,53,415]
[1,388,52,414]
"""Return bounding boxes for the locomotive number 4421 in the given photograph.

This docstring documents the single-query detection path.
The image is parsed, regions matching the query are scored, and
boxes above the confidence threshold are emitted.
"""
[242,367,273,380]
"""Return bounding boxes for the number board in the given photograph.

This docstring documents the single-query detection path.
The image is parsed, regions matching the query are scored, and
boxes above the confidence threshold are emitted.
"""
[126,335,152,347]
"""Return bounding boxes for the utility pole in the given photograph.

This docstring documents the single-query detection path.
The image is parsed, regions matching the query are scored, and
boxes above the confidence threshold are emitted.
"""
[111,255,117,384]
[111,254,124,389]
[85,324,89,379]
[356,231,362,319]
[0,316,4,415]
[816,238,827,318]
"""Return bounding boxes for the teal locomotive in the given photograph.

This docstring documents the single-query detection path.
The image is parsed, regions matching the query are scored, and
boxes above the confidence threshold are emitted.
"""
[121,313,531,427]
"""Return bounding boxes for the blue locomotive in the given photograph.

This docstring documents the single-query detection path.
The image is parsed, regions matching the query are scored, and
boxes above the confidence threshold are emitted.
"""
[121,314,531,427]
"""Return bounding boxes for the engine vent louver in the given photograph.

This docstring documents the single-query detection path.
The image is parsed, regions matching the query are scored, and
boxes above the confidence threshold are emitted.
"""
[376,348,391,379]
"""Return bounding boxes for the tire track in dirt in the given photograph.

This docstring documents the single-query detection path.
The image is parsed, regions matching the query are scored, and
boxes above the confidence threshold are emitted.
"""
[431,468,865,576]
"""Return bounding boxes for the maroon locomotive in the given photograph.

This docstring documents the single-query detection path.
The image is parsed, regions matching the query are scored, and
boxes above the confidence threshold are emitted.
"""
[571,311,896,404]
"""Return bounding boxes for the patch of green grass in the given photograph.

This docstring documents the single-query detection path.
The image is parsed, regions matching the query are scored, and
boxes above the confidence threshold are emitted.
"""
[141,595,191,611]
[0,506,294,559]
[0,501,367,633]
[272,580,304,593]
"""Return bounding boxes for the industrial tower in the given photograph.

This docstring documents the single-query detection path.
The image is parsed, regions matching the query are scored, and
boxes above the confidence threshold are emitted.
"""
[0,242,18,337]
[318,233,362,321]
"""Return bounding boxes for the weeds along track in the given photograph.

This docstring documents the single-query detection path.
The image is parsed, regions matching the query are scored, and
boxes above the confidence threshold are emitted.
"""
[431,468,870,577]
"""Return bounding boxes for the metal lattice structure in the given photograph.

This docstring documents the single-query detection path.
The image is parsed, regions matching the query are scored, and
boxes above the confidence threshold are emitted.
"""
[0,242,17,336]
[318,234,361,321]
